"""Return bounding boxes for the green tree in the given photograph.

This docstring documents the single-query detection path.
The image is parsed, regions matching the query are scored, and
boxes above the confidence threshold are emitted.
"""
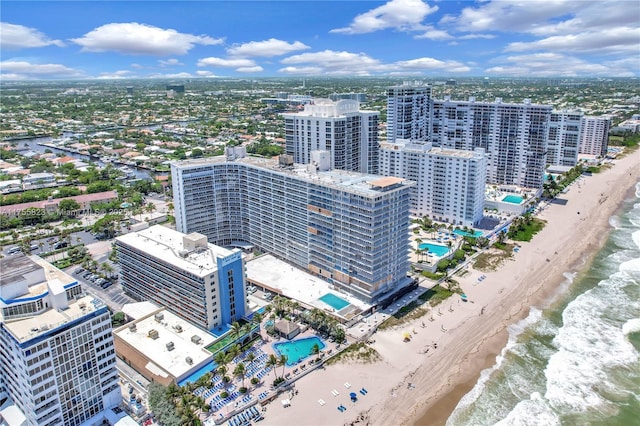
[58,199,80,217]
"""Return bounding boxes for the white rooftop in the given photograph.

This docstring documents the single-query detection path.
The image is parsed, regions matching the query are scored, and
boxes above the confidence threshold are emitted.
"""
[116,225,240,278]
[245,255,371,314]
[121,301,161,320]
[174,156,414,198]
[3,294,104,344]
[114,309,217,380]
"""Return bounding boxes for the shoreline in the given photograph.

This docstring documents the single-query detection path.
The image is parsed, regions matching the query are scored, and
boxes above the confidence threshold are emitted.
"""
[409,150,640,426]
[257,148,640,426]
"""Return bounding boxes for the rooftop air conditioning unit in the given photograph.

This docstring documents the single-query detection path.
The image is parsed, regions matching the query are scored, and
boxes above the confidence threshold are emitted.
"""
[148,329,159,339]
[154,313,164,322]
[185,357,193,365]
[174,324,183,333]
[166,341,175,351]
[191,335,202,344]
[129,324,137,332]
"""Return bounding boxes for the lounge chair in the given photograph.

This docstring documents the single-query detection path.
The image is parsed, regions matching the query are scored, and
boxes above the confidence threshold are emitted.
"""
[318,399,326,406]
[344,382,351,388]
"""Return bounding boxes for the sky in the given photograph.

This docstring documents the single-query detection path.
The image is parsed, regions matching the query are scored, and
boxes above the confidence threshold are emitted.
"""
[1,0,639,80]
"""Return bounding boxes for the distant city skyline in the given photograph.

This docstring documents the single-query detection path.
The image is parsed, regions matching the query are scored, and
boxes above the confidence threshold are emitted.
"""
[1,0,639,81]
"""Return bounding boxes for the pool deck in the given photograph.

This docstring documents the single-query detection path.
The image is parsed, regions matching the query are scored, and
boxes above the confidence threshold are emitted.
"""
[246,254,372,314]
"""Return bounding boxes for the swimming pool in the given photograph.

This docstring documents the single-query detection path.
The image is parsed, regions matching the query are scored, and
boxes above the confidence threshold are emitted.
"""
[319,293,350,310]
[418,243,450,257]
[453,229,483,238]
[502,195,524,204]
[273,336,326,366]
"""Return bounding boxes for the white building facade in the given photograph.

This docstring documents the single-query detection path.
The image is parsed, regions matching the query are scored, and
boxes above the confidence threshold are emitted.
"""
[386,82,432,143]
[0,255,120,426]
[379,140,487,227]
[547,110,582,167]
[115,225,247,332]
[431,97,551,190]
[282,99,379,174]
[579,116,611,157]
[171,156,414,303]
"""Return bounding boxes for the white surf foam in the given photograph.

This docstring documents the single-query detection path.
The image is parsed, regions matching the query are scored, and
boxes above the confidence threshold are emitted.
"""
[446,308,543,424]
[494,393,561,426]
[544,273,639,415]
[622,318,640,336]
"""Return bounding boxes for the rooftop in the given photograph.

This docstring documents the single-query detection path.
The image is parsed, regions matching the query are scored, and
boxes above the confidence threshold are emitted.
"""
[3,294,105,344]
[113,308,217,380]
[173,156,414,198]
[380,140,485,159]
[245,254,371,317]
[116,225,241,277]
[0,254,76,300]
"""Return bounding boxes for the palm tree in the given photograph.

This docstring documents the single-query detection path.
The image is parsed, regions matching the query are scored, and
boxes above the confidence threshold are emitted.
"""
[266,354,278,381]
[311,343,320,361]
[233,362,247,389]
[230,321,242,343]
[214,351,229,379]
[277,354,288,378]
[245,352,256,381]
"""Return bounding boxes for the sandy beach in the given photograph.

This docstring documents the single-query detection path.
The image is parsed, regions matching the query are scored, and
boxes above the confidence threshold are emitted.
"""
[258,147,640,426]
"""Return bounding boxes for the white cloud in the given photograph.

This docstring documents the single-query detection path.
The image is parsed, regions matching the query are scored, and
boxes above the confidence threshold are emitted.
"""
[196,70,217,77]
[0,60,83,79]
[278,66,324,75]
[485,53,636,77]
[197,57,258,68]
[236,66,264,73]
[227,38,309,57]
[279,50,471,76]
[71,23,223,55]
[0,22,65,49]
[415,28,454,41]
[148,72,195,79]
[330,0,437,34]
[158,58,184,67]
[96,70,134,79]
[282,50,384,75]
[394,57,471,73]
[505,27,640,55]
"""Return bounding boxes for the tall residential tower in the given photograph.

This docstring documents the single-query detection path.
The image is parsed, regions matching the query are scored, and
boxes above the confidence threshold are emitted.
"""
[116,225,246,332]
[282,99,379,174]
[386,82,432,143]
[0,255,120,426]
[171,155,414,303]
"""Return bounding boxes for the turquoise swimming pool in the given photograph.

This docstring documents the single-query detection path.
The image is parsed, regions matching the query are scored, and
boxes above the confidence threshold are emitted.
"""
[502,195,524,204]
[453,229,483,238]
[319,293,350,310]
[273,336,326,366]
[419,243,450,257]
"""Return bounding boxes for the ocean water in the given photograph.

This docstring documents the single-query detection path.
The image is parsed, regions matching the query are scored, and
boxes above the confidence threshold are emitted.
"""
[447,182,640,426]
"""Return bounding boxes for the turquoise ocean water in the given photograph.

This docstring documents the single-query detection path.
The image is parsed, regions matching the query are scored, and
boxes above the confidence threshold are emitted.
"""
[447,181,640,426]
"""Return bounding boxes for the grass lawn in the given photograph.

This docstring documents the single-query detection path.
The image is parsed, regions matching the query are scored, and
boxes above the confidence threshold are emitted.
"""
[509,218,545,242]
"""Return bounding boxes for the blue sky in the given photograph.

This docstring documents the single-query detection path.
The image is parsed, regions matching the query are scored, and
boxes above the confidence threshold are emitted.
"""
[1,0,639,80]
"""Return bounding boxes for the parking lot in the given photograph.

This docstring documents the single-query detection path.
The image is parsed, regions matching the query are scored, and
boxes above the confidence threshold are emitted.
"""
[67,264,135,311]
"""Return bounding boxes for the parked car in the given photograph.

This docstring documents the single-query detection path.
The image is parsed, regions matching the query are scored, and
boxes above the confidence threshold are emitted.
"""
[74,268,85,275]
[101,281,113,289]
[53,241,68,249]
[7,247,21,255]
[30,244,39,251]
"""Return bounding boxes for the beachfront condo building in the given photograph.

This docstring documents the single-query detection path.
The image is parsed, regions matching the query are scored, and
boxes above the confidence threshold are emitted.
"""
[0,255,120,426]
[171,155,414,303]
[579,116,611,157]
[386,82,432,143]
[547,110,583,167]
[115,225,246,331]
[430,97,551,190]
[379,140,487,227]
[282,98,379,174]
